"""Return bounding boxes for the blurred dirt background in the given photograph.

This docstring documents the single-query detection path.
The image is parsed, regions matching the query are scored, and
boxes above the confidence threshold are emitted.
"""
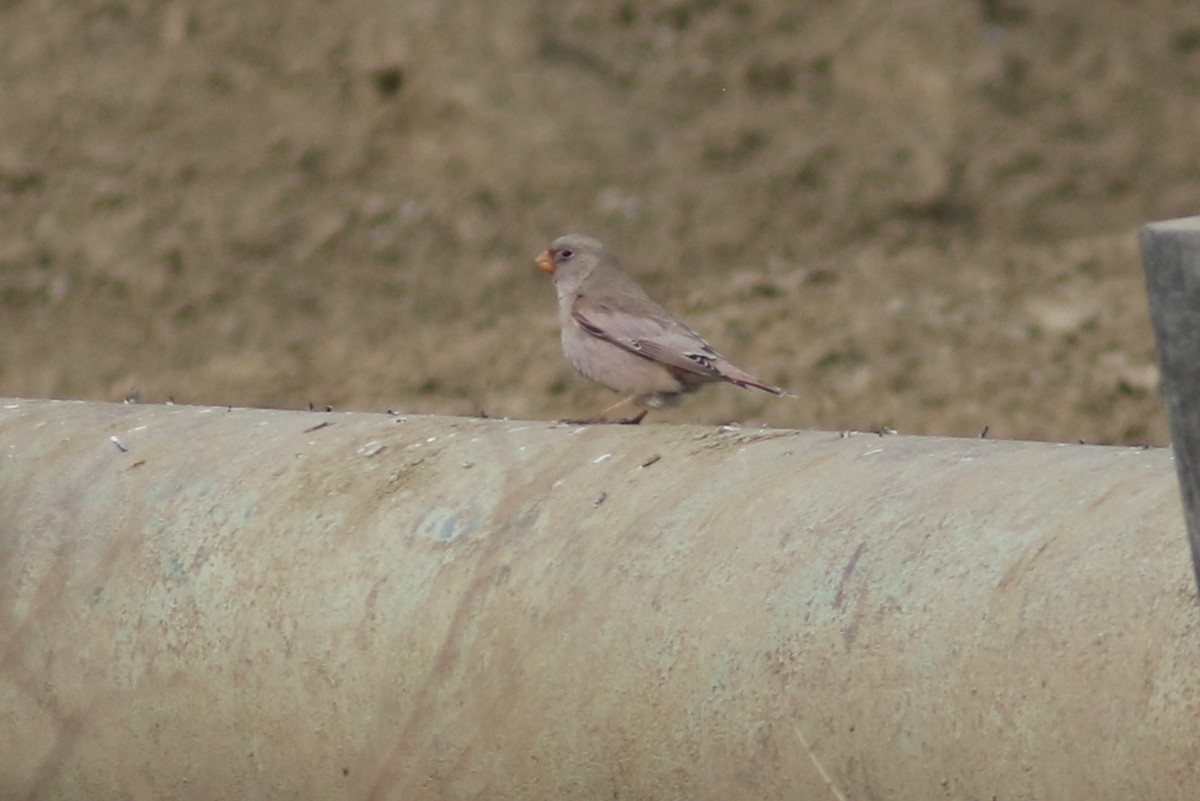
[1,0,1197,443]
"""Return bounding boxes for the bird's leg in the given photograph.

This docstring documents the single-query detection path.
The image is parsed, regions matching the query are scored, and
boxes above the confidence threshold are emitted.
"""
[562,396,646,425]
[598,395,647,425]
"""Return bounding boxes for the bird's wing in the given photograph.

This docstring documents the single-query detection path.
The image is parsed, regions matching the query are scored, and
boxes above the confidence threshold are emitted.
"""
[571,296,727,381]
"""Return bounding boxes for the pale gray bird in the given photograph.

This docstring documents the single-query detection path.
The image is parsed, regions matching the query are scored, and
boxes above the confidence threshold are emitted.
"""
[536,234,790,423]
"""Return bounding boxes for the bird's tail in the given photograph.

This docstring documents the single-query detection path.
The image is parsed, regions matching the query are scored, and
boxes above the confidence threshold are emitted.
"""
[718,361,793,397]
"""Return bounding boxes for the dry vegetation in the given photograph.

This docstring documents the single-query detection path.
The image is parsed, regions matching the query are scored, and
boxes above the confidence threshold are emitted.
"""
[2,0,1198,443]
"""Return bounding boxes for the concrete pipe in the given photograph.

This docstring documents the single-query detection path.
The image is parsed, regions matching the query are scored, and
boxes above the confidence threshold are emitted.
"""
[0,397,1196,800]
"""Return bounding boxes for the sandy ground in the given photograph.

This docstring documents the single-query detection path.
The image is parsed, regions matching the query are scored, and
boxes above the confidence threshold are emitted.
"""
[2,0,1198,444]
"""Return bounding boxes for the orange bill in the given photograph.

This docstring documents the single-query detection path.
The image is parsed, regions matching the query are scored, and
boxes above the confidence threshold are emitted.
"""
[535,250,556,273]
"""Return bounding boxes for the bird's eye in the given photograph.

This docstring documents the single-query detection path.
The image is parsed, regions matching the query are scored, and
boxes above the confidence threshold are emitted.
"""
[559,249,574,260]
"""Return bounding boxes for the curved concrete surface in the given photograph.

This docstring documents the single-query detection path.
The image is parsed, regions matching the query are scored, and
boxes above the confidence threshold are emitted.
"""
[0,397,1196,800]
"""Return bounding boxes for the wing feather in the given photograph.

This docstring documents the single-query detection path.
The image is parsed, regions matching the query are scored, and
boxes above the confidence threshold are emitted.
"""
[572,298,725,380]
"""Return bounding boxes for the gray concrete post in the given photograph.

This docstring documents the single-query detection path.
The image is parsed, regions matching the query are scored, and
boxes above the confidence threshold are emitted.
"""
[1141,215,1200,600]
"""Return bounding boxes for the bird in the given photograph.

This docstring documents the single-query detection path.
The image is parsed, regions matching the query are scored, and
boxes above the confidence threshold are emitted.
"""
[535,234,790,423]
